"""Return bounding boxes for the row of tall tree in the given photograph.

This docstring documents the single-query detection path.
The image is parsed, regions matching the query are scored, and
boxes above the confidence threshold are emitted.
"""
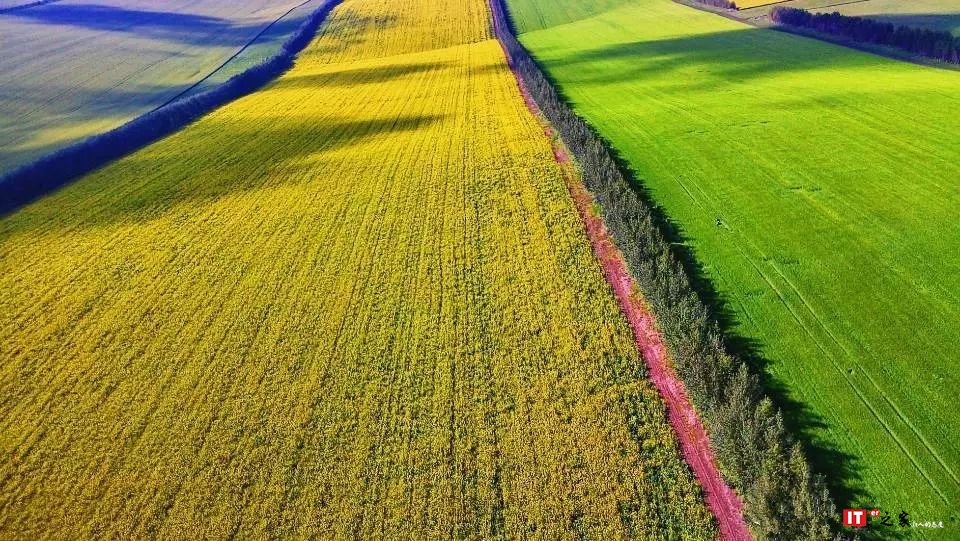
[771,6,960,63]
[0,1,340,215]
[697,0,738,10]
[490,0,839,539]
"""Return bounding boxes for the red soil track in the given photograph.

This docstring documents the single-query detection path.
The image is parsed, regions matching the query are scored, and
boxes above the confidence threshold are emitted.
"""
[565,172,752,541]
[497,31,752,541]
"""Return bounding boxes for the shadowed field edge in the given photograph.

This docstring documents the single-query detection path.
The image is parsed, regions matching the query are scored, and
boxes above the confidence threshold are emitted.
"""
[489,0,845,538]
[154,0,325,106]
[0,0,342,216]
[675,0,960,72]
[0,0,63,15]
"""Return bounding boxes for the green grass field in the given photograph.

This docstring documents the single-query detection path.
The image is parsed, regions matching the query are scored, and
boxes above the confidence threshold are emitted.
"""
[504,0,633,32]
[511,0,960,537]
[736,0,960,36]
[0,0,323,172]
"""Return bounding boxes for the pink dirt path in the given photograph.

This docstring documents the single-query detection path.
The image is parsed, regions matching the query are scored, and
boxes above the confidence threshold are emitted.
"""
[565,176,752,541]
[493,20,752,540]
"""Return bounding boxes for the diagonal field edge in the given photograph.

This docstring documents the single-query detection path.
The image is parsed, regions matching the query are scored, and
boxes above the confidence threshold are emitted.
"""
[487,4,750,539]
[0,0,64,15]
[487,0,838,538]
[564,143,752,541]
[149,0,323,111]
[0,0,341,216]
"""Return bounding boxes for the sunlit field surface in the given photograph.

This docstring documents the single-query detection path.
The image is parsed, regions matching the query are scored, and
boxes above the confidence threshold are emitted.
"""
[0,0,716,538]
[503,0,633,32]
[0,0,326,172]
[511,0,960,537]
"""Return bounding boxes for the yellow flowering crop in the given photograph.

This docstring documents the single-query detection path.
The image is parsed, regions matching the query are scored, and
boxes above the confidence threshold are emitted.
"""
[0,0,714,538]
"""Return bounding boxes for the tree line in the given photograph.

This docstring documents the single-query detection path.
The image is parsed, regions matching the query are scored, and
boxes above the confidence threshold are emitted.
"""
[490,0,839,538]
[696,0,738,10]
[0,0,340,215]
[771,6,960,63]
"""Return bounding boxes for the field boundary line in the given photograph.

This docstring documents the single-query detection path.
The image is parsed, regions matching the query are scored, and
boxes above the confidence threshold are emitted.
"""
[491,4,750,540]
[152,0,323,109]
[489,0,842,537]
[0,0,63,14]
[0,0,342,216]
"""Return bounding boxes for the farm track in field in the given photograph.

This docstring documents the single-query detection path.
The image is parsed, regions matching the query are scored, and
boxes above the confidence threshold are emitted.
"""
[0,0,720,538]
[148,0,319,110]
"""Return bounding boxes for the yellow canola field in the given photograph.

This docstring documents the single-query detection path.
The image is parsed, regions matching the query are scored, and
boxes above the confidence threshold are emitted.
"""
[0,0,714,538]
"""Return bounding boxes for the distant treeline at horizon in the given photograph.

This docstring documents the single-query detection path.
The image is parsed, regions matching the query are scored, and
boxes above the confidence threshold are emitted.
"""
[771,6,960,64]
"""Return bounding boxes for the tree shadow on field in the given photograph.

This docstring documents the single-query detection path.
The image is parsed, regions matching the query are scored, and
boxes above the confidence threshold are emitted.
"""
[0,81,172,169]
[0,59,452,171]
[538,25,889,92]
[0,75,215,173]
[298,9,399,61]
[272,61,450,91]
[610,141,875,521]
[2,3,258,47]
[0,113,443,238]
[0,0,333,174]
[529,28,935,535]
